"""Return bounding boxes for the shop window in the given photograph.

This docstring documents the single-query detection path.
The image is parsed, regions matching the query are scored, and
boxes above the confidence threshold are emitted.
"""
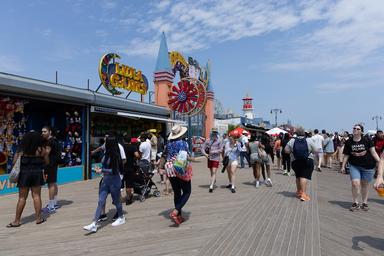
[0,97,28,175]
[0,96,84,175]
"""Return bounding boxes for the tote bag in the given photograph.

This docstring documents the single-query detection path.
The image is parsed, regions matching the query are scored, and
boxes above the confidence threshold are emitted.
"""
[9,155,21,183]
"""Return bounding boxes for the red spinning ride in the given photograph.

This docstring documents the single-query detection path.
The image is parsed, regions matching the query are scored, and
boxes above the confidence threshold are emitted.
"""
[168,78,207,116]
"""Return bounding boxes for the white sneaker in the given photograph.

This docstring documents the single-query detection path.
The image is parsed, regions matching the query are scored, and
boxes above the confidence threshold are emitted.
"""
[266,178,273,187]
[287,172,291,177]
[255,181,260,188]
[283,170,288,175]
[83,222,98,232]
[111,216,126,227]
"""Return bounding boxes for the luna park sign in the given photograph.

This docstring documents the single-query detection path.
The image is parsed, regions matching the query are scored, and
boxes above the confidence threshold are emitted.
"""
[98,53,148,95]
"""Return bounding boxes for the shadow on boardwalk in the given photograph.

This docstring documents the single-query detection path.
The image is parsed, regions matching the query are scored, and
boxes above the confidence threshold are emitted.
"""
[352,236,384,252]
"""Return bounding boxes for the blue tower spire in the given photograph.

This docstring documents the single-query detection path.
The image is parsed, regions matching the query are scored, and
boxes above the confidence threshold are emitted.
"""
[155,32,171,73]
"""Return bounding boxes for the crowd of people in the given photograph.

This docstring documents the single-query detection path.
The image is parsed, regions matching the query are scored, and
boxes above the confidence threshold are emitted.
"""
[6,123,384,232]
[201,125,384,207]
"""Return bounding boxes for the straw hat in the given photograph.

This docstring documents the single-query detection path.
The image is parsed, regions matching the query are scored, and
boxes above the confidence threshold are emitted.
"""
[168,125,188,140]
[211,127,219,134]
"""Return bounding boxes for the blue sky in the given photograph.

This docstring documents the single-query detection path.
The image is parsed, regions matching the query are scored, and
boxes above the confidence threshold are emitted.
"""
[1,0,384,132]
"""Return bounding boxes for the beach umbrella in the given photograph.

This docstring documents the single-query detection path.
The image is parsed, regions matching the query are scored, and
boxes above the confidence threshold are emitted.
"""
[266,127,287,136]
[229,127,249,137]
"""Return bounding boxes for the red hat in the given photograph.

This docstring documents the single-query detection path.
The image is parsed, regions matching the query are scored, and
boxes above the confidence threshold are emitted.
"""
[131,138,139,143]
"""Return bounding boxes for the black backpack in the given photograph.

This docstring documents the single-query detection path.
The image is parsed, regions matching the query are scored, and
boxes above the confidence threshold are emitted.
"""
[293,137,309,160]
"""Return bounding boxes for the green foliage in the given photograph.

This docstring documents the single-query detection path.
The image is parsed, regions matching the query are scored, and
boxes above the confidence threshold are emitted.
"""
[227,124,239,133]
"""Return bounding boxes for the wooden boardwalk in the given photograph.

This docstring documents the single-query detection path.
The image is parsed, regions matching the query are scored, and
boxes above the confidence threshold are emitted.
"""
[0,159,383,256]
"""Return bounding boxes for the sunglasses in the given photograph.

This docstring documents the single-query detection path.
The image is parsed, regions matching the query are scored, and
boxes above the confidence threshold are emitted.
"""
[353,127,361,130]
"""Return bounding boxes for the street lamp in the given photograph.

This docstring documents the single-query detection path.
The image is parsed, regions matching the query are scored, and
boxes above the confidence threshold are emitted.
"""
[372,115,382,131]
[148,91,155,104]
[270,108,282,127]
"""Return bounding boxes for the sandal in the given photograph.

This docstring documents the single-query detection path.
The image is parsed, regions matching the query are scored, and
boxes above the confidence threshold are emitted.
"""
[36,219,46,225]
[6,222,21,228]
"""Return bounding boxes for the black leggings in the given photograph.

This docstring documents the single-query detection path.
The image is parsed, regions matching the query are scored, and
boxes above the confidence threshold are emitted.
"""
[169,177,191,215]
[282,153,291,172]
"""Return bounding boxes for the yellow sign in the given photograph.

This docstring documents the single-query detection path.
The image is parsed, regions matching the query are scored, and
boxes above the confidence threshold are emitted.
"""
[99,53,148,95]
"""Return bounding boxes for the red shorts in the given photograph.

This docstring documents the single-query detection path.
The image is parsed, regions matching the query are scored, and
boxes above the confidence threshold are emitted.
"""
[208,160,220,169]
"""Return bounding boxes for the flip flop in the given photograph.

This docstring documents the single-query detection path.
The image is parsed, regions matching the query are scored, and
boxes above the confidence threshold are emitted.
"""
[6,223,21,228]
[36,219,46,225]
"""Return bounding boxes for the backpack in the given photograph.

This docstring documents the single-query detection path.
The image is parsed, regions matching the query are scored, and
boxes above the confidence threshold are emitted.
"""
[293,137,309,160]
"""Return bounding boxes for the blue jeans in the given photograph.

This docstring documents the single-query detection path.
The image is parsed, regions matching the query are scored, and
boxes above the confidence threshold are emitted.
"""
[169,177,191,215]
[240,152,250,168]
[94,175,123,221]
[349,164,375,182]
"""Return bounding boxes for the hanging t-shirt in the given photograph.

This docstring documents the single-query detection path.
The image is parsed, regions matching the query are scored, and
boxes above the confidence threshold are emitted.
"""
[343,137,375,169]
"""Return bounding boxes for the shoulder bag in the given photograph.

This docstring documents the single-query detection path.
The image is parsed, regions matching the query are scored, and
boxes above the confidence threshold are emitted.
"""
[9,154,21,183]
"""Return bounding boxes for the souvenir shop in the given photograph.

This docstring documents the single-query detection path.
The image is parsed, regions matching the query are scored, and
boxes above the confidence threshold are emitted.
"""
[0,72,173,195]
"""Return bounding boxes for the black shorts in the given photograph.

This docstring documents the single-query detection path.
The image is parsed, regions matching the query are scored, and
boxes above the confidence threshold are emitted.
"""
[122,169,139,188]
[292,159,314,180]
[18,170,45,188]
[45,166,58,184]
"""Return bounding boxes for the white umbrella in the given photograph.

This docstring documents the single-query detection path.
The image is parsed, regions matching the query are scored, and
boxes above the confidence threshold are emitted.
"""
[266,127,287,136]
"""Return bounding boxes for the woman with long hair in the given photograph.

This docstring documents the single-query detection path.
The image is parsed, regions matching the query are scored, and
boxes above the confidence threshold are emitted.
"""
[260,135,273,187]
[341,124,381,211]
[7,131,50,227]
[249,135,262,188]
[83,137,126,232]
[224,135,241,193]
[281,133,291,176]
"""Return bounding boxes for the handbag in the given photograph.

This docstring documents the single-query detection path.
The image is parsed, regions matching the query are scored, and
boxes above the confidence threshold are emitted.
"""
[9,155,21,183]
[258,148,269,161]
[165,150,193,181]
[221,156,229,173]
[250,153,259,164]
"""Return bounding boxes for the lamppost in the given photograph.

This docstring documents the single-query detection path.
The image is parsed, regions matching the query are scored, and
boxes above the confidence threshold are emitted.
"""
[372,115,382,131]
[148,91,155,104]
[270,108,282,127]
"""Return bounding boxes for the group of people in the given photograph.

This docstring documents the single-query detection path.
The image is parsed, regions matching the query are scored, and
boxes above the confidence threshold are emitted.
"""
[6,122,384,231]
[202,129,276,193]
[83,125,193,232]
[7,126,61,227]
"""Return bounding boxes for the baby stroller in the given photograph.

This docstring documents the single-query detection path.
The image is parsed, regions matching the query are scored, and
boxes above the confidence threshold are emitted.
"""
[132,160,161,202]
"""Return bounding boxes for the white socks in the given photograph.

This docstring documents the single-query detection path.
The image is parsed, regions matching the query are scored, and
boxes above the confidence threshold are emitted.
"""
[48,200,55,209]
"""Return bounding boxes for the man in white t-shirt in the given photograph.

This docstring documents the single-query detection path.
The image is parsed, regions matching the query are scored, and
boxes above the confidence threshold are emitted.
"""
[239,131,251,168]
[139,132,152,162]
[310,129,324,172]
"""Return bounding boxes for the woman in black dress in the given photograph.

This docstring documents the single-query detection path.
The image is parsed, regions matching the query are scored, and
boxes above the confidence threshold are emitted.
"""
[7,131,50,227]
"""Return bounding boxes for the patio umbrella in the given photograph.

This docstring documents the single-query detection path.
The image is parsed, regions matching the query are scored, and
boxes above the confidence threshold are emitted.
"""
[229,127,249,138]
[266,127,287,136]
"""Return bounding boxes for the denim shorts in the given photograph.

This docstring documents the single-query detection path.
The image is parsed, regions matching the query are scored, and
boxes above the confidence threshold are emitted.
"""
[349,164,375,182]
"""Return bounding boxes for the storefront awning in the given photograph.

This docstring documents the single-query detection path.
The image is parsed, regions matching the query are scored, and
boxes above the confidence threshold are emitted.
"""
[91,106,186,125]
[117,112,186,124]
[0,72,170,118]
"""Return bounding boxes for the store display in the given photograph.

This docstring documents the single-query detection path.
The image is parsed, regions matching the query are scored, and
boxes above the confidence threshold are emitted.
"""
[61,109,83,167]
[0,97,27,174]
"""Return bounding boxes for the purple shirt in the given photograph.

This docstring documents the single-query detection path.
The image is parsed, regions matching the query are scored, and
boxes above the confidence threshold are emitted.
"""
[202,138,222,161]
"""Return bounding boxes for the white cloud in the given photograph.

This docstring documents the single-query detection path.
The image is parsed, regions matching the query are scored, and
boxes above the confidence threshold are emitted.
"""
[271,0,384,70]
[100,0,117,10]
[315,81,380,94]
[95,29,108,37]
[116,0,312,56]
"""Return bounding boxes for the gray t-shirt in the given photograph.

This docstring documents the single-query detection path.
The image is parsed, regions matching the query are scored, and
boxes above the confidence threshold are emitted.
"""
[248,141,260,154]
[284,137,317,162]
